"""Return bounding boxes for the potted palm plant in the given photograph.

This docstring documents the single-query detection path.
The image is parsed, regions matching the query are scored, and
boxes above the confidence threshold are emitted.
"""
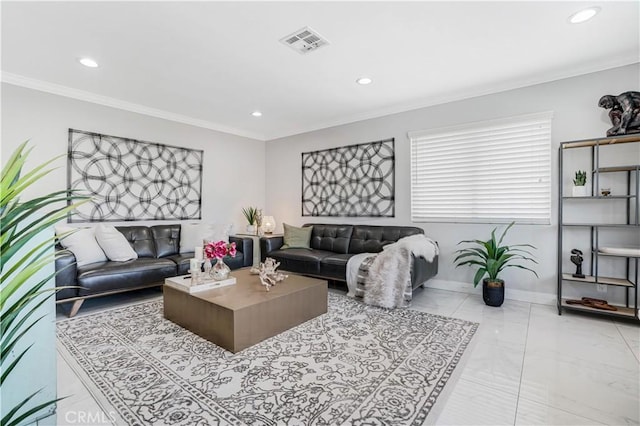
[1,142,85,425]
[454,222,538,307]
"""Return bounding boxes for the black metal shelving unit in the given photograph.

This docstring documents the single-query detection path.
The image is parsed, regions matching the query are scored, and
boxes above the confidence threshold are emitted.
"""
[558,134,640,322]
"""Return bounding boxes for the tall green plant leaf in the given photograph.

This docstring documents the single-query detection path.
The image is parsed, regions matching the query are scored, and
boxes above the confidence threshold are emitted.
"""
[1,388,66,426]
[1,141,87,426]
[0,344,32,386]
[1,313,45,365]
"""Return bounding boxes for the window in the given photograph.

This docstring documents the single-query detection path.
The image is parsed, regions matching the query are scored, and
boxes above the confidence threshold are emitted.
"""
[409,112,552,224]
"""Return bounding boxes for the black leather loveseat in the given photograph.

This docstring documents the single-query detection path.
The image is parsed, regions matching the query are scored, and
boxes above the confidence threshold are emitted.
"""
[55,224,253,316]
[260,224,437,289]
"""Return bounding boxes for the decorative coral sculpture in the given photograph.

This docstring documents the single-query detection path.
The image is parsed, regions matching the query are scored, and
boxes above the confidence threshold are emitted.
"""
[257,257,288,291]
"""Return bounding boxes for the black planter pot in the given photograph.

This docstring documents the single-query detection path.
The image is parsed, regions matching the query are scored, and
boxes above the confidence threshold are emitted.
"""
[482,278,504,307]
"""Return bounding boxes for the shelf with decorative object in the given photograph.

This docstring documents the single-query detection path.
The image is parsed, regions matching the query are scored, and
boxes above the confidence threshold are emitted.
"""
[558,134,639,322]
[561,273,634,287]
[560,299,637,318]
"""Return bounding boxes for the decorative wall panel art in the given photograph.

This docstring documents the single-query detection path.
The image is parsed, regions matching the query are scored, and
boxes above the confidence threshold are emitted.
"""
[302,138,395,217]
[67,129,203,222]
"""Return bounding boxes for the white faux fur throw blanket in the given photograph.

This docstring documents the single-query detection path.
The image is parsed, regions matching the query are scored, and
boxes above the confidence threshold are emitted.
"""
[346,234,439,309]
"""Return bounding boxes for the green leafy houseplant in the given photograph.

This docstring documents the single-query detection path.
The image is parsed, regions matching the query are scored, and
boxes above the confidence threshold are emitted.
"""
[573,170,587,186]
[242,206,258,225]
[454,222,538,288]
[1,142,85,426]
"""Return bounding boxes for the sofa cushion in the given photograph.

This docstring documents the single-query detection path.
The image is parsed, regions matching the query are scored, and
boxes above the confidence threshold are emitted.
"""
[166,253,194,275]
[76,258,177,295]
[95,224,138,261]
[282,223,313,249]
[319,253,356,280]
[307,224,353,254]
[116,226,156,258]
[267,248,333,275]
[349,225,424,254]
[55,226,107,267]
[151,225,180,257]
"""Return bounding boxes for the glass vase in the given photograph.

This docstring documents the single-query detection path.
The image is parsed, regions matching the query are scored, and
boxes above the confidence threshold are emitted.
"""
[211,258,231,281]
[203,258,212,278]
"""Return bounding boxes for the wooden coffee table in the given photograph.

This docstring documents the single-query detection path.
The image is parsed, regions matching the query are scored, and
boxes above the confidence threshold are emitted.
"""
[163,268,328,353]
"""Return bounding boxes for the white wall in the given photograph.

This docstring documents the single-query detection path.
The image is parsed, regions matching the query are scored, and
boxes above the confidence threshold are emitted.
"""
[1,83,266,230]
[0,83,265,423]
[265,63,640,304]
[3,66,637,305]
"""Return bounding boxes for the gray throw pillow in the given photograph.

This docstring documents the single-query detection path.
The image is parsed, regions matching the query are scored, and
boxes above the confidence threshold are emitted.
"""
[281,223,313,249]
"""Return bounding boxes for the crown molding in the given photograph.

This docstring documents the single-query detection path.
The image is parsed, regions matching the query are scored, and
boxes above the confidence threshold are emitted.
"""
[3,55,637,143]
[1,72,265,141]
[264,56,640,141]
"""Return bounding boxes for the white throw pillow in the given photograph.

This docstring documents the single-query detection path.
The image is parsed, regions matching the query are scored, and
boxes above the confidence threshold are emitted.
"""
[55,225,108,267]
[94,224,138,262]
[180,223,233,253]
[179,223,206,254]
[206,223,232,244]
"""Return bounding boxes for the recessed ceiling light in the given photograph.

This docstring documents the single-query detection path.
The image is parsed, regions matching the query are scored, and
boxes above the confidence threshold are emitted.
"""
[251,111,262,117]
[78,57,99,68]
[568,7,601,24]
[356,77,372,85]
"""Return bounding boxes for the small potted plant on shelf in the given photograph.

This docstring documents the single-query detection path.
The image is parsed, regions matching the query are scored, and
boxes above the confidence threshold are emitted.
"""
[572,170,588,197]
[454,222,538,307]
[242,206,258,234]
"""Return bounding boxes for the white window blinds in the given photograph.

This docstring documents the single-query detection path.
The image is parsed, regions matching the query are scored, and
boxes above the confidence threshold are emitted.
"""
[409,112,552,224]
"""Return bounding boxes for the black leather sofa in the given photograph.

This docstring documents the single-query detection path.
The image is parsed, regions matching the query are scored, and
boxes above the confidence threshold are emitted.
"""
[260,224,438,289]
[55,224,253,317]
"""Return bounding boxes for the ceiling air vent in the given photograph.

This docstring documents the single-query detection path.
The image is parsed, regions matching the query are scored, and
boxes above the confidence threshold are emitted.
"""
[280,27,329,54]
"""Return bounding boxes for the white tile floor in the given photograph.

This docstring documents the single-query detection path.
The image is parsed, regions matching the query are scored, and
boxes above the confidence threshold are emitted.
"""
[55,286,640,426]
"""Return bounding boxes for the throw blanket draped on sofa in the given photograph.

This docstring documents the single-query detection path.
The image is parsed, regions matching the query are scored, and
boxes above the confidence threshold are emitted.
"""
[347,234,439,309]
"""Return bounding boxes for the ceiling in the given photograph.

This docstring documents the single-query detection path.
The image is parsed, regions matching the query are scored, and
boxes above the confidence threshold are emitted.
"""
[2,1,639,141]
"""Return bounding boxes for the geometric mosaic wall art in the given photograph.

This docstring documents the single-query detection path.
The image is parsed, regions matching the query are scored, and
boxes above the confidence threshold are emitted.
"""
[301,138,395,217]
[67,129,203,222]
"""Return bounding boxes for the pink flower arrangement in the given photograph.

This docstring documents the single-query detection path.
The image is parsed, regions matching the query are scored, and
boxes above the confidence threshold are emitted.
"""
[204,240,237,260]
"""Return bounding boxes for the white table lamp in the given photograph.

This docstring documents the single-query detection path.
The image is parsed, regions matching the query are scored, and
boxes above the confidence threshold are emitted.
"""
[262,216,276,234]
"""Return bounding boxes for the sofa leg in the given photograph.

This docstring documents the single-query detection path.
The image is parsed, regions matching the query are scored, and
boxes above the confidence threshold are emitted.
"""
[69,299,84,318]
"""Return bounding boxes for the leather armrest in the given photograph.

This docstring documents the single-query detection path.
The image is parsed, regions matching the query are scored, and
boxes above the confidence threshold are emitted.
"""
[411,254,439,289]
[260,236,284,262]
[55,248,79,300]
[229,236,253,267]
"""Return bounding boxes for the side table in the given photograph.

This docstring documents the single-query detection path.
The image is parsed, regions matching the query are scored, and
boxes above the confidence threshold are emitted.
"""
[234,233,283,266]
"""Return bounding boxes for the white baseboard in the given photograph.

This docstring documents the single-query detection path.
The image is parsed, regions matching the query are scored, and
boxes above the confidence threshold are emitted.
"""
[423,279,556,306]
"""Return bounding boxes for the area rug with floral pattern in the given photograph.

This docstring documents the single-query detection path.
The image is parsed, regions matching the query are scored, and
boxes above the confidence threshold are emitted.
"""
[57,293,477,425]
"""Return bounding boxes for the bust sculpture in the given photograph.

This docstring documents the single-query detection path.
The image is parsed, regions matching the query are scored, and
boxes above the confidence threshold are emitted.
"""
[598,91,640,136]
[570,248,585,278]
